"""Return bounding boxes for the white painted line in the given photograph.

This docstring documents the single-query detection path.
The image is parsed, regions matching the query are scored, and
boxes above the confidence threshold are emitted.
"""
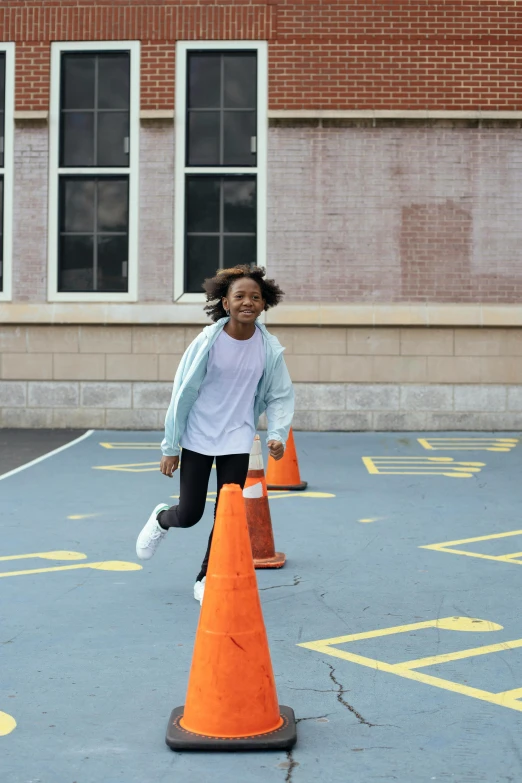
[0,429,94,482]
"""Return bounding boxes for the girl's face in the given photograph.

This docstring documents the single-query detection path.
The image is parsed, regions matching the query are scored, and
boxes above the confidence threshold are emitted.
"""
[222,277,265,324]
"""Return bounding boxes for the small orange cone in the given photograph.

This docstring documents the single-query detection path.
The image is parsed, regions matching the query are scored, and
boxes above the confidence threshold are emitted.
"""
[166,484,296,751]
[266,428,308,491]
[244,435,285,569]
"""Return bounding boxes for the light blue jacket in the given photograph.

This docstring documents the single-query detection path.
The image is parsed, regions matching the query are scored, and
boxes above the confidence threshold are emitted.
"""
[161,318,294,457]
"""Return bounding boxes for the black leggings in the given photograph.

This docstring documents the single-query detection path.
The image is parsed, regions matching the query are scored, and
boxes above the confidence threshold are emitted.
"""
[157,448,250,580]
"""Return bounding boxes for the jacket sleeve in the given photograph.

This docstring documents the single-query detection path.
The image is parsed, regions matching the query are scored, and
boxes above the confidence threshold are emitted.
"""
[264,354,294,449]
[160,337,200,457]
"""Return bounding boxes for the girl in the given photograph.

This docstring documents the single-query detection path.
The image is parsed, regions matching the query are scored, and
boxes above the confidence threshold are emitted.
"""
[136,265,294,604]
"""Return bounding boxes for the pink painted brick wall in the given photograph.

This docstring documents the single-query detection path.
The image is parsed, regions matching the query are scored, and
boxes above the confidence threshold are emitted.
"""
[10,122,522,305]
[12,123,48,302]
[138,122,175,302]
[267,123,522,303]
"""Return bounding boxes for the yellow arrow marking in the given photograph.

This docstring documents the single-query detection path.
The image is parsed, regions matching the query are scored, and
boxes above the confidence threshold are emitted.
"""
[0,560,142,578]
[0,711,16,737]
[0,550,87,563]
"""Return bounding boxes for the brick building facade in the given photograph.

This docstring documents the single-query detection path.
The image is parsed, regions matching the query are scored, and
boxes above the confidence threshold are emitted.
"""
[1,1,522,430]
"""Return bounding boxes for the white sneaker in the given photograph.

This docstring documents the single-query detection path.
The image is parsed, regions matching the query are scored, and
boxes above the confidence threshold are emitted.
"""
[194,576,206,605]
[136,503,170,560]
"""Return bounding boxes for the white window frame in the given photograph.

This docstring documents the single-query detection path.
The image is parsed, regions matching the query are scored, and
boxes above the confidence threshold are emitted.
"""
[0,43,15,302]
[174,41,268,303]
[48,41,140,303]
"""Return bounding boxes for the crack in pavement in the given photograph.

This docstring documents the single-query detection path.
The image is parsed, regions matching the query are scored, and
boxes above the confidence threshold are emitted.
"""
[260,575,301,591]
[326,663,375,727]
[284,749,299,783]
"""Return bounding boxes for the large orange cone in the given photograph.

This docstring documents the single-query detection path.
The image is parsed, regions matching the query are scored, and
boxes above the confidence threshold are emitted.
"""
[244,435,285,569]
[165,484,297,751]
[266,428,307,491]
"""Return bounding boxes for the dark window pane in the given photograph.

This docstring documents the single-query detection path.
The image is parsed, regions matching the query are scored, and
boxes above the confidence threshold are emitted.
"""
[97,179,128,232]
[98,54,130,110]
[0,54,5,107]
[60,179,95,232]
[62,55,95,110]
[98,235,128,292]
[61,112,94,166]
[224,55,256,109]
[187,112,220,166]
[59,235,94,292]
[187,178,220,233]
[224,235,256,268]
[0,110,4,169]
[97,112,129,166]
[223,112,256,166]
[0,177,3,291]
[223,179,256,233]
[188,54,221,109]
[186,235,219,293]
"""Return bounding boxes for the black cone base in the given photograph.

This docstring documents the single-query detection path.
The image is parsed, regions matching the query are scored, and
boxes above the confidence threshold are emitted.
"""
[166,705,297,751]
[266,481,308,491]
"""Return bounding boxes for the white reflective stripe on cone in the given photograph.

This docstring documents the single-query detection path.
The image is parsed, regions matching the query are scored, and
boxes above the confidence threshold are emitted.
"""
[243,482,263,499]
[249,435,264,471]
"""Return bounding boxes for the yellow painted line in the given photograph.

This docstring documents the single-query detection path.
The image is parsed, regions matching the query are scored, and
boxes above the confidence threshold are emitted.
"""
[363,456,485,477]
[93,462,160,472]
[0,560,142,578]
[0,711,16,737]
[0,550,87,562]
[99,442,160,449]
[422,529,522,548]
[418,437,518,452]
[358,517,384,523]
[397,638,522,670]
[67,514,101,520]
[421,530,522,566]
[496,687,522,700]
[298,616,522,714]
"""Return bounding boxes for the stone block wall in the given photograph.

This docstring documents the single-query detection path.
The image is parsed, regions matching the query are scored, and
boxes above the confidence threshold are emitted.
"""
[1,324,522,430]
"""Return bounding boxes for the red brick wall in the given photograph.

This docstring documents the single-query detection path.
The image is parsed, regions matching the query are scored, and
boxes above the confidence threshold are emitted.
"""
[1,1,521,112]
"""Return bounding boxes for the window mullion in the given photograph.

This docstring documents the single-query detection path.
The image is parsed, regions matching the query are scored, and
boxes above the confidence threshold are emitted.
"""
[94,55,98,167]
[93,179,98,291]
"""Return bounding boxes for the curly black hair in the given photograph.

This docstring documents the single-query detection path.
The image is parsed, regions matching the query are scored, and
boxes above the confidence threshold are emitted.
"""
[203,265,285,322]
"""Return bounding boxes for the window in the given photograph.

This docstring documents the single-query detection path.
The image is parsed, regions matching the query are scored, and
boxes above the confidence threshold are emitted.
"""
[0,44,14,302]
[175,43,267,301]
[48,42,139,302]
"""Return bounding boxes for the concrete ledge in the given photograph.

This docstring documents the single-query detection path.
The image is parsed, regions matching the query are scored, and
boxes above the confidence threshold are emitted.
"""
[268,109,522,120]
[140,109,174,120]
[2,303,522,327]
[14,111,48,121]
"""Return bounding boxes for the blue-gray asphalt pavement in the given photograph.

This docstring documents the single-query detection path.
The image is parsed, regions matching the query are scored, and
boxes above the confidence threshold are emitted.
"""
[2,430,522,783]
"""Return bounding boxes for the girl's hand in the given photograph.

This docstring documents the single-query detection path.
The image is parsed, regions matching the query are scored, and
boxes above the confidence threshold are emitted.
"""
[160,455,179,477]
[267,440,284,461]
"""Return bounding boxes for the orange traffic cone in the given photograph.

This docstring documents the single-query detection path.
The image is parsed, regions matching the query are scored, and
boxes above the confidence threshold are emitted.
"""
[166,484,297,751]
[266,428,307,491]
[244,435,285,569]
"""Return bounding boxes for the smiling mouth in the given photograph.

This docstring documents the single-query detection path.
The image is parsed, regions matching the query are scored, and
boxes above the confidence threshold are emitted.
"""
[240,310,254,314]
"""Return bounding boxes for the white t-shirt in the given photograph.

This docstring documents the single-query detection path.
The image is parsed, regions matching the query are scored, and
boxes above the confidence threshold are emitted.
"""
[181,326,265,456]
